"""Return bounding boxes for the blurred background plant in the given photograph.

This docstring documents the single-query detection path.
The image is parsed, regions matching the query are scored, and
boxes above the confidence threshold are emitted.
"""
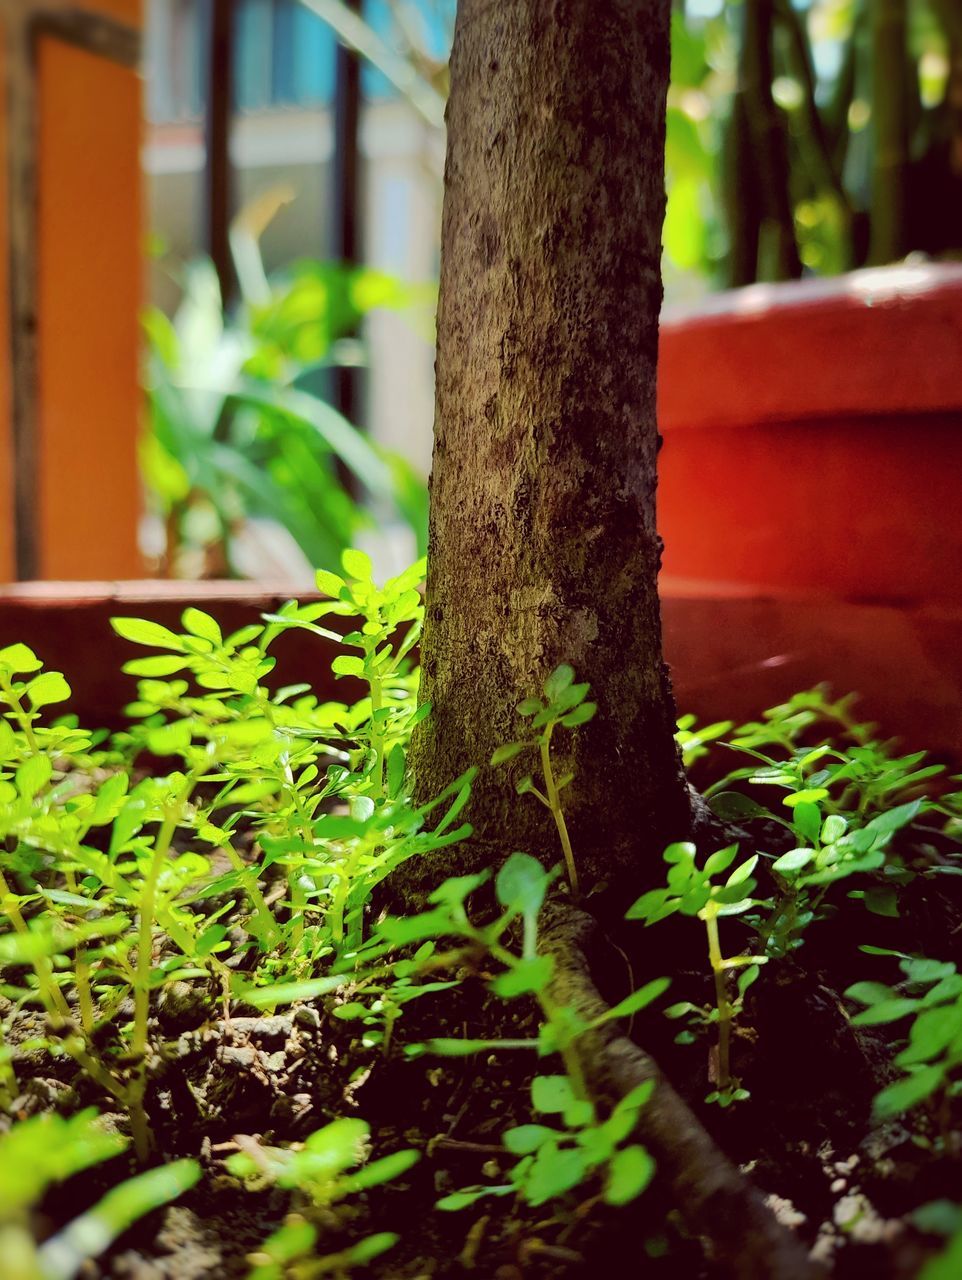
[663,0,962,291]
[142,191,430,579]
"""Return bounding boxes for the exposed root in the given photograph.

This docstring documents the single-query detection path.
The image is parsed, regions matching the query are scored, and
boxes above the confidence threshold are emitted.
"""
[541,907,826,1280]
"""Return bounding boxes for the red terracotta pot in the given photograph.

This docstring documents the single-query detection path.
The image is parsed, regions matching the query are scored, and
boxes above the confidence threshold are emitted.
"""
[657,262,962,757]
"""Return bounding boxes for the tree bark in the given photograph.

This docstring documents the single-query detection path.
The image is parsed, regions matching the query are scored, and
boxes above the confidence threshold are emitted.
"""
[400,0,691,910]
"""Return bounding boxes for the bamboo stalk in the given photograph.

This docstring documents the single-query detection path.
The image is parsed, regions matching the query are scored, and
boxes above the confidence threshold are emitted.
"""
[868,0,908,264]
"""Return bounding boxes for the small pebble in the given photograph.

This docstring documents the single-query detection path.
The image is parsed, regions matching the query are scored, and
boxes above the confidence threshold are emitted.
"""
[294,1005,321,1031]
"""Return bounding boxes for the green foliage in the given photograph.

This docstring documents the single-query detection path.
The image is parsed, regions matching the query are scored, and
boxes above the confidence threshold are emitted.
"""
[226,1119,416,1277]
[634,690,960,1106]
[144,217,429,577]
[703,687,952,956]
[3,571,959,1272]
[846,952,962,1123]
[438,1078,654,1212]
[0,1110,198,1280]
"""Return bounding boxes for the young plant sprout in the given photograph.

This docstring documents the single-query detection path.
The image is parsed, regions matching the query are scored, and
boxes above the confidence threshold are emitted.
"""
[490,664,596,898]
[628,843,768,1104]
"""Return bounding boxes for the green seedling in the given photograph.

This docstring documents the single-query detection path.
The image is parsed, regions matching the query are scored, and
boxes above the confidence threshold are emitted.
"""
[491,664,596,898]
[438,1076,654,1212]
[227,1118,418,1278]
[846,949,962,1126]
[628,843,768,1103]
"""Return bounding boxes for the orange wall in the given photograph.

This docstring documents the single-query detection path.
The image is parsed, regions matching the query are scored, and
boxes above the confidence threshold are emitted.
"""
[0,0,143,581]
[37,30,143,578]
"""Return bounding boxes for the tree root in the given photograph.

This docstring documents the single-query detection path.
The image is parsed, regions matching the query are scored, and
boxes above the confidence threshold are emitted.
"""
[541,908,825,1280]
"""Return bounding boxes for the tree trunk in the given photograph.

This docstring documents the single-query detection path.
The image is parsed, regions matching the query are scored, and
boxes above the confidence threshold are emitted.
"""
[401,0,691,910]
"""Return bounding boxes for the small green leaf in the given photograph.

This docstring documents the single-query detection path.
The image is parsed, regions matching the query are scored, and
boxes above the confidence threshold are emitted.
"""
[704,845,740,877]
[503,1125,556,1155]
[517,698,542,717]
[821,813,848,844]
[495,852,551,920]
[844,981,895,1006]
[531,1075,576,1114]
[783,789,829,808]
[146,720,191,756]
[0,643,42,673]
[522,1143,588,1205]
[560,702,597,728]
[122,655,189,677]
[315,569,346,597]
[864,886,900,918]
[181,608,222,645]
[110,618,184,651]
[16,754,52,798]
[332,655,365,677]
[238,975,348,1007]
[791,801,822,845]
[332,1002,370,1021]
[625,888,678,925]
[25,672,71,709]
[724,855,758,888]
[341,548,374,582]
[873,1065,945,1119]
[544,664,575,701]
[896,1005,962,1066]
[604,1144,654,1205]
[490,955,554,998]
[436,1187,508,1211]
[707,792,769,822]
[345,1150,419,1190]
[851,998,920,1026]
[423,1037,534,1056]
[387,743,406,798]
[865,800,921,836]
[664,841,697,864]
[598,977,671,1023]
[901,958,956,986]
[343,1233,400,1264]
[490,742,526,766]
[772,848,815,876]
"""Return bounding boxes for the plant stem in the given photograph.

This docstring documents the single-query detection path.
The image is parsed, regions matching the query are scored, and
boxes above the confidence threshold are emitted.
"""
[869,0,908,264]
[220,842,281,949]
[540,726,579,899]
[129,789,187,1161]
[0,674,39,754]
[368,661,386,800]
[0,873,130,1110]
[0,872,72,1021]
[704,911,732,1093]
